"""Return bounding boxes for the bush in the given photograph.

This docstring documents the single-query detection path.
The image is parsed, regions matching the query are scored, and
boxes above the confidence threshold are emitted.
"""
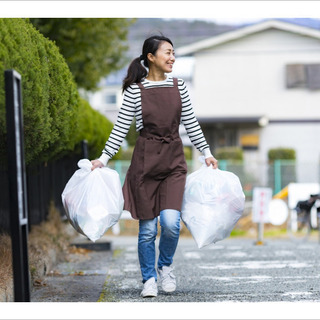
[268,148,296,161]
[0,18,79,164]
[184,146,192,160]
[125,120,139,147]
[215,147,243,161]
[74,98,121,160]
[0,18,116,164]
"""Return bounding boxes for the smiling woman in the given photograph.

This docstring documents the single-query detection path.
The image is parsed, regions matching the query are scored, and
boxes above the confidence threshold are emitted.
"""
[90,34,218,298]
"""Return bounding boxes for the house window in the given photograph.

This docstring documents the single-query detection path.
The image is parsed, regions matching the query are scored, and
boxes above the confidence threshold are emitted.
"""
[286,63,320,90]
[105,93,117,105]
[215,130,237,148]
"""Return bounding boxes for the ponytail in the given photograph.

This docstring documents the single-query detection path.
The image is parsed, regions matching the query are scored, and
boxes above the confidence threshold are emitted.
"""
[122,35,174,93]
[122,57,147,93]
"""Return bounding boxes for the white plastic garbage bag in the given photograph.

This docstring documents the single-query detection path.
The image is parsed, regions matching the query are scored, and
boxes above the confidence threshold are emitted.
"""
[61,159,124,242]
[181,163,245,248]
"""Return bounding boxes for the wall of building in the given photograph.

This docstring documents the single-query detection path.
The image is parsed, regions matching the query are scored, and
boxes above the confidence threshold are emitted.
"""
[189,27,320,185]
[193,29,320,120]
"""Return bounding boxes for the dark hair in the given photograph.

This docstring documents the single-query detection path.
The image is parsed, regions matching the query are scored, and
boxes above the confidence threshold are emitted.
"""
[122,35,173,92]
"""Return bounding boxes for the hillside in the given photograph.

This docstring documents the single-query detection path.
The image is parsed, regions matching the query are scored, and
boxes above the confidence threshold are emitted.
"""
[126,18,237,58]
[125,18,320,59]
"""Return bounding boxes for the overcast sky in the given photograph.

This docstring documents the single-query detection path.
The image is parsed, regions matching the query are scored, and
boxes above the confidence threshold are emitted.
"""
[1,1,320,22]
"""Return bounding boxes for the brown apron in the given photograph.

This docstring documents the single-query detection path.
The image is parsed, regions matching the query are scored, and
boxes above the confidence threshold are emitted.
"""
[122,78,187,220]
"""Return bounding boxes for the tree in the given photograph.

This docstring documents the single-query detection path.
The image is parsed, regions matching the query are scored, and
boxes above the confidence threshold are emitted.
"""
[30,18,134,91]
[0,18,78,164]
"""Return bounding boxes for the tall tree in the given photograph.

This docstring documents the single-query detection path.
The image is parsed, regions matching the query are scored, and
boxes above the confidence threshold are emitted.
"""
[30,18,134,91]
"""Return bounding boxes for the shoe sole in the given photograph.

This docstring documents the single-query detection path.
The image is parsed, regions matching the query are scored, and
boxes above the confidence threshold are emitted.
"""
[141,293,158,298]
[162,286,176,293]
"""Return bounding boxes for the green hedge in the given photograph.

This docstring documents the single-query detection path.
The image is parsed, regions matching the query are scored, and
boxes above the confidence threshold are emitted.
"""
[75,98,121,160]
[0,18,115,164]
[215,146,244,161]
[268,148,296,161]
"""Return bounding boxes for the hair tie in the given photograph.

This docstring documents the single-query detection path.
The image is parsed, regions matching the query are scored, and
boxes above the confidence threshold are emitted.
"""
[139,55,143,61]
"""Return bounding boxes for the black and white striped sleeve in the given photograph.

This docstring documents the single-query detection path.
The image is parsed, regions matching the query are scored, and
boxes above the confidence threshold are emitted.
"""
[179,79,213,158]
[98,87,137,165]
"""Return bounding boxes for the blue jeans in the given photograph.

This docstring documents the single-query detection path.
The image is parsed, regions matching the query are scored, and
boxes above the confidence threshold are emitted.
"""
[138,209,181,283]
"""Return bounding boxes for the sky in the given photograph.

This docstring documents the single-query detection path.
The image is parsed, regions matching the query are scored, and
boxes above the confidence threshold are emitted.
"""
[1,1,320,24]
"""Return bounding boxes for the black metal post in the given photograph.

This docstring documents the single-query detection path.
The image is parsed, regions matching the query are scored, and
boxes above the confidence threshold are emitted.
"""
[5,69,31,302]
[81,139,89,159]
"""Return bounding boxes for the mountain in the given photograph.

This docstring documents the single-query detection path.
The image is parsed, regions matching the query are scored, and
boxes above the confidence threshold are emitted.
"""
[126,18,237,59]
[277,18,320,30]
[126,18,320,59]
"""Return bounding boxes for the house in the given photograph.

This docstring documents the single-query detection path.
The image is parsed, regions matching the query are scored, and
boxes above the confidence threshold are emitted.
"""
[175,19,320,185]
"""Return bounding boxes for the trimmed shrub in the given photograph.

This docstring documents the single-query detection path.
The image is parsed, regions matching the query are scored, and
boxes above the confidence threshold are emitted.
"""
[0,18,79,164]
[184,146,192,160]
[0,18,53,164]
[268,148,296,161]
[215,146,244,161]
[75,98,121,160]
[0,18,116,164]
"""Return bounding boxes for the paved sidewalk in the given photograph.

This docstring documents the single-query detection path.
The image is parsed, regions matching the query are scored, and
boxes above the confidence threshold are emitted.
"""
[31,235,320,304]
[31,239,114,302]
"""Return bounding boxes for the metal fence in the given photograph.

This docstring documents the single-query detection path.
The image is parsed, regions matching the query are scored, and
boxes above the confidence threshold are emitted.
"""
[1,157,319,233]
[218,159,298,198]
[109,159,319,200]
[0,155,78,233]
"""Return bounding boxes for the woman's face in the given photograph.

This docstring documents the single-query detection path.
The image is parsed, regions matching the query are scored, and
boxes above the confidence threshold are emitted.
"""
[148,41,175,74]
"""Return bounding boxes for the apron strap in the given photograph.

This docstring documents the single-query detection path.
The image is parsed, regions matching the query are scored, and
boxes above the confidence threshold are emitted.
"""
[137,82,144,90]
[173,77,178,87]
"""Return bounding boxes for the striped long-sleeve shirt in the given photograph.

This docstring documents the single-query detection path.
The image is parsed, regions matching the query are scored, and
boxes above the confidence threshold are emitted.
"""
[98,76,212,166]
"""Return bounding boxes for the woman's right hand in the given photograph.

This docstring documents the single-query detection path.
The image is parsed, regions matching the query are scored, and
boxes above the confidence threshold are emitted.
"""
[91,159,104,171]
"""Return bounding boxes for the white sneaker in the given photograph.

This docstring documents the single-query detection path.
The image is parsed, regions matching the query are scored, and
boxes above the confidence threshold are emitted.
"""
[157,266,176,292]
[140,277,158,298]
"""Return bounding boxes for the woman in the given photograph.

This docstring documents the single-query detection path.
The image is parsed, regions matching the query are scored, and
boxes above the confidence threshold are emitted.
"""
[91,35,218,298]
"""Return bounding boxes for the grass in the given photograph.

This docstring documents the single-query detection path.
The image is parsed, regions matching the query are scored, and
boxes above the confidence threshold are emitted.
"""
[264,228,288,238]
[97,275,116,302]
[230,229,248,237]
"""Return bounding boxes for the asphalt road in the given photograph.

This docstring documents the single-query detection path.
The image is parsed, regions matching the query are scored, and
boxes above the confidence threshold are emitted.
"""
[29,235,320,319]
[101,236,320,302]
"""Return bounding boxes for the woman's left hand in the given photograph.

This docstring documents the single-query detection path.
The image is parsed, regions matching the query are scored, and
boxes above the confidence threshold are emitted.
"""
[205,156,218,169]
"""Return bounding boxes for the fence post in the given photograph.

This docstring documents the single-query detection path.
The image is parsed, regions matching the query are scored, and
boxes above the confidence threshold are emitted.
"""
[218,160,228,171]
[5,69,31,302]
[274,160,282,195]
[81,139,89,159]
[114,160,124,184]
